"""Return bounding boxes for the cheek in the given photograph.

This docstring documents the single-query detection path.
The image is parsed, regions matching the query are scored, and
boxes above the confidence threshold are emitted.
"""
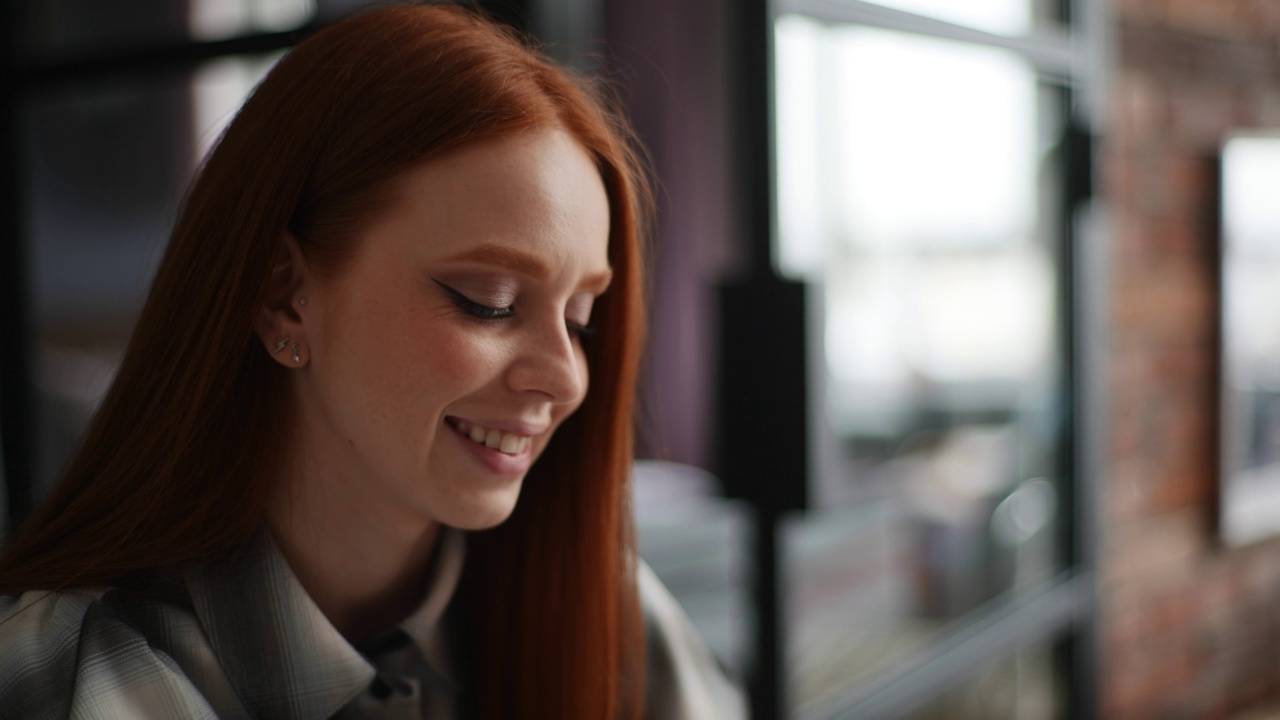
[408,328,504,394]
[323,304,494,420]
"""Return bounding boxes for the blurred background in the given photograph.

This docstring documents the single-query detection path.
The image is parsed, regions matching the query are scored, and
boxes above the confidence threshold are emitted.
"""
[3,0,1280,718]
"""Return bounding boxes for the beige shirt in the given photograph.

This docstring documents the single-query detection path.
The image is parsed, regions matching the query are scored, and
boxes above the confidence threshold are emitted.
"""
[0,528,745,719]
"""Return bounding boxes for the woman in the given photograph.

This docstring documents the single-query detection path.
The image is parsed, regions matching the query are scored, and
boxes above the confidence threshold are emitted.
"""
[0,5,741,719]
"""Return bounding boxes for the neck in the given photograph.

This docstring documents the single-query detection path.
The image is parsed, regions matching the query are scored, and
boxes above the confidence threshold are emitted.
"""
[268,468,442,643]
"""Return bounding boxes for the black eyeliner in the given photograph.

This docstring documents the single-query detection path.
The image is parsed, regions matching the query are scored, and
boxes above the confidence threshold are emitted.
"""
[567,321,597,338]
[432,278,515,320]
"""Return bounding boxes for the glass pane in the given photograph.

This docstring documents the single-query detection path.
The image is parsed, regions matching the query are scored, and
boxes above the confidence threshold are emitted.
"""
[835,0,1066,36]
[190,0,316,41]
[775,19,1068,711]
[1220,133,1280,546]
[905,641,1063,719]
[634,461,751,677]
[24,54,278,495]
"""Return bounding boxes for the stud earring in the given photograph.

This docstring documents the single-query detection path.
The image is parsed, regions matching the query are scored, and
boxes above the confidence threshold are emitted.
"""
[292,344,301,364]
[298,297,308,306]
[274,336,290,353]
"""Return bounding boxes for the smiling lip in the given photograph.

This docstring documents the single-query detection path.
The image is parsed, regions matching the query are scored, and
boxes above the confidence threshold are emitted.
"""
[445,416,542,475]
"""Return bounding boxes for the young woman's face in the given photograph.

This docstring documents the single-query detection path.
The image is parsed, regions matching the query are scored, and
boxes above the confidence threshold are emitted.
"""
[292,129,611,531]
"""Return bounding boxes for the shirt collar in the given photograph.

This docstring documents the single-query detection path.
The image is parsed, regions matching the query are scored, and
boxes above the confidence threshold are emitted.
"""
[185,526,466,720]
[396,526,466,687]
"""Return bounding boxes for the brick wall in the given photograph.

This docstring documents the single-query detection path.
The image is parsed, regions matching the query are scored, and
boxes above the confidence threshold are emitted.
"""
[1104,1,1280,717]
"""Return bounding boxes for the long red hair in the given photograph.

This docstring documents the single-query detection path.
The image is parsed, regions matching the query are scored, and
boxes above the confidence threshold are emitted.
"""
[0,5,648,718]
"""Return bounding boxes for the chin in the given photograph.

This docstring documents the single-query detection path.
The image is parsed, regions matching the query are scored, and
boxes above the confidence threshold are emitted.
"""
[437,484,524,530]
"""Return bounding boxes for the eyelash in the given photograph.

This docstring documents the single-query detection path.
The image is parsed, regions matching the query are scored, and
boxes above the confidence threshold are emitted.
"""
[434,279,514,321]
[567,320,597,339]
[433,279,596,338]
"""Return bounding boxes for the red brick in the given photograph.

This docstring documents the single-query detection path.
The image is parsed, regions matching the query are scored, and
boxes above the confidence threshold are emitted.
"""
[1166,0,1247,39]
[1167,85,1242,145]
[1115,0,1171,25]
[1242,0,1280,36]
[1162,156,1216,225]
[1245,92,1280,126]
[1109,458,1155,521]
[1081,1,1280,716]
[1115,74,1170,145]
[1104,511,1205,591]
[1113,259,1214,344]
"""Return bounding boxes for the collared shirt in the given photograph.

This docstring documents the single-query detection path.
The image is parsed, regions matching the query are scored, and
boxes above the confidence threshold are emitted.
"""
[0,529,744,719]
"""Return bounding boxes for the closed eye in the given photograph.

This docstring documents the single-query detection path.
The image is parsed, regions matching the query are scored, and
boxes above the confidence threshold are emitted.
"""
[566,320,596,339]
[564,292,598,340]
[433,279,514,321]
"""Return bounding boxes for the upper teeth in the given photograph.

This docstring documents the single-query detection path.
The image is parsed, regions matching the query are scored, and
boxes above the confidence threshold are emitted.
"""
[452,419,532,455]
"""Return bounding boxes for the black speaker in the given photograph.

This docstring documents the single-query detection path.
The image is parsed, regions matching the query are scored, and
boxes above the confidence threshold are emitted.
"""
[715,273,808,512]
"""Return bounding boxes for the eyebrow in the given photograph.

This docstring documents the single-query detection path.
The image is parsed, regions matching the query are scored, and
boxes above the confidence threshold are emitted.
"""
[445,243,614,292]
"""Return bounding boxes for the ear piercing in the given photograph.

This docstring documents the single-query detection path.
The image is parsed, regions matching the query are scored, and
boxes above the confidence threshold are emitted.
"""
[298,297,308,306]
[274,336,304,365]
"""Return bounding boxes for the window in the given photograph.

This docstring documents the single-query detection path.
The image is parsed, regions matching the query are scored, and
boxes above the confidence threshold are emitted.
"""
[708,0,1103,716]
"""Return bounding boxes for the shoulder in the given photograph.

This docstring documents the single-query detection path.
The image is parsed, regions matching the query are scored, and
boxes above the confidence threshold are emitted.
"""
[638,562,747,720]
[0,589,220,720]
[0,590,106,719]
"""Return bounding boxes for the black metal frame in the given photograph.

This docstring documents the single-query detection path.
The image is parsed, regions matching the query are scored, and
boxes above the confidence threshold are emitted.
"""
[1060,105,1100,720]
[716,0,808,717]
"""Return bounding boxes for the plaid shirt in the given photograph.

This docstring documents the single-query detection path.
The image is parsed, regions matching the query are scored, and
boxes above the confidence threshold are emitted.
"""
[0,529,744,719]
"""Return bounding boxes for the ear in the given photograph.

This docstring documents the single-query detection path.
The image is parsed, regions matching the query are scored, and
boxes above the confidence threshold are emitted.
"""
[254,234,313,367]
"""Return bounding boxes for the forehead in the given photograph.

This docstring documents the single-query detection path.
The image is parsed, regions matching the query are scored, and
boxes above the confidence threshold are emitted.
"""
[366,128,612,271]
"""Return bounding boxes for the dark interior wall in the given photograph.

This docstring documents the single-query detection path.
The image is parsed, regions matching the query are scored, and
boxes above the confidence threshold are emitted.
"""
[20,0,187,58]
[602,0,735,469]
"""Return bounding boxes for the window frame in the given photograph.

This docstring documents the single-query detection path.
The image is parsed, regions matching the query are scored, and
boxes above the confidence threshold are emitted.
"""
[719,0,1109,716]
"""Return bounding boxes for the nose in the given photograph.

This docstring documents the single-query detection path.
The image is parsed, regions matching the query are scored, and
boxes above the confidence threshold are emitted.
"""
[505,319,588,406]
